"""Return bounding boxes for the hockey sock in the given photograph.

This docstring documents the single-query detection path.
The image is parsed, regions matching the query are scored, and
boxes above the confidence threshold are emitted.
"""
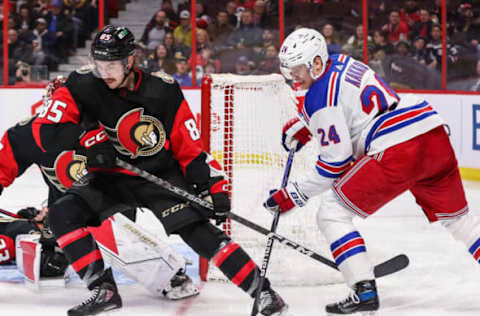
[212,241,266,296]
[178,221,266,296]
[49,195,105,286]
[442,211,480,264]
[317,190,374,287]
[57,228,104,286]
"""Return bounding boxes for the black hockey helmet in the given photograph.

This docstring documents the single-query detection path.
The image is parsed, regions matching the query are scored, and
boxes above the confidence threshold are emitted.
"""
[91,25,135,61]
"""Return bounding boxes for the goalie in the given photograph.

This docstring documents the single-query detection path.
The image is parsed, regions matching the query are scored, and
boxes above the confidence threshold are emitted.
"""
[0,77,198,300]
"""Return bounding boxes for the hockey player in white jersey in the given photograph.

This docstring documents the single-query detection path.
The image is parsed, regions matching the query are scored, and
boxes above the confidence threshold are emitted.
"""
[265,28,480,315]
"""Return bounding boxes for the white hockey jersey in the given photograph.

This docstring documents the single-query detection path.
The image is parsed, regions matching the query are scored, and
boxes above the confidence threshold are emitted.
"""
[297,54,444,198]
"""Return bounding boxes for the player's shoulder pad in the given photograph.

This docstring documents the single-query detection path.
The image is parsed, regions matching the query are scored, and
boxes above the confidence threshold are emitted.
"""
[151,70,175,84]
[75,64,95,74]
[304,80,329,118]
[142,71,183,101]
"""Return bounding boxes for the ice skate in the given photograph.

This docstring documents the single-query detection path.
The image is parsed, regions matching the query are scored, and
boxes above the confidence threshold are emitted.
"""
[162,269,199,300]
[258,288,290,316]
[67,268,122,316]
[326,280,379,315]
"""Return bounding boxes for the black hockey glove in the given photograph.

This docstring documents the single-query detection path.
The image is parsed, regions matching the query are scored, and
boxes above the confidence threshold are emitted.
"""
[79,125,117,169]
[17,207,40,220]
[40,247,69,277]
[198,177,230,225]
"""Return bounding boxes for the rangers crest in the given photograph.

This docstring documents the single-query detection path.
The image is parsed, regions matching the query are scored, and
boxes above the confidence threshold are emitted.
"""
[104,108,166,158]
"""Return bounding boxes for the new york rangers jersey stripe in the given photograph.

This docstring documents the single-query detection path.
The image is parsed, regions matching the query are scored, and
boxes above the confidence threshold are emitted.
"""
[365,101,437,151]
[469,237,480,262]
[330,231,366,265]
[316,155,352,178]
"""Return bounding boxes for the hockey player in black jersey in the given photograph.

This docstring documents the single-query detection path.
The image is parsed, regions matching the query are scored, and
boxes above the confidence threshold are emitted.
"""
[35,25,289,316]
[0,78,197,300]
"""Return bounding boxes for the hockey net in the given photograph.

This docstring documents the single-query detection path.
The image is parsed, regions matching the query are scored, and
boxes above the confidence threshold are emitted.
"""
[200,74,343,286]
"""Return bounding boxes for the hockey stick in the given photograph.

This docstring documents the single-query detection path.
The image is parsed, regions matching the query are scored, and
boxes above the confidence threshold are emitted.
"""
[115,159,409,278]
[0,208,22,219]
[251,148,295,316]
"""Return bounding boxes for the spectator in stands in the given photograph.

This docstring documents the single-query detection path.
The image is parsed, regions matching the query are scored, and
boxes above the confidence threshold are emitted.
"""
[226,1,239,27]
[372,29,394,58]
[196,28,211,52]
[234,55,252,75]
[342,24,372,60]
[17,4,35,38]
[321,23,341,55]
[161,0,179,27]
[3,28,34,66]
[172,52,196,86]
[252,0,271,28]
[226,9,263,49]
[466,12,480,58]
[204,61,217,75]
[47,0,74,63]
[173,10,192,47]
[455,3,474,33]
[395,39,411,57]
[15,61,32,83]
[255,44,279,74]
[410,8,433,42]
[147,43,176,74]
[411,36,428,65]
[382,9,409,44]
[23,17,57,70]
[163,31,176,59]
[134,42,149,71]
[207,10,234,44]
[426,23,459,71]
[400,0,420,28]
[250,28,276,64]
[466,59,480,91]
[141,10,172,50]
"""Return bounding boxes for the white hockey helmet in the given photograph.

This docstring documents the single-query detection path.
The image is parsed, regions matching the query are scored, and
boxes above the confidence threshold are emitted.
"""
[278,28,329,80]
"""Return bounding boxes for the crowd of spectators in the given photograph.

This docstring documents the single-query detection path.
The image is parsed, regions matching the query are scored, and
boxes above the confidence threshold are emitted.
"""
[0,0,122,84]
[1,0,480,91]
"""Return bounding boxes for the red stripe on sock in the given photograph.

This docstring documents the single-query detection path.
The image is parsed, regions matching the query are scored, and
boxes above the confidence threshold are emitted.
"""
[231,260,256,286]
[332,238,365,259]
[71,249,103,272]
[211,243,239,267]
[57,228,89,248]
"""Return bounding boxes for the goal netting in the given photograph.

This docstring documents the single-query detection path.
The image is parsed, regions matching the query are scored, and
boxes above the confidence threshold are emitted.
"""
[200,74,344,286]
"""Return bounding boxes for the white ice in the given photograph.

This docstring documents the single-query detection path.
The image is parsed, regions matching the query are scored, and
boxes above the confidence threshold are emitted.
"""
[1,166,480,316]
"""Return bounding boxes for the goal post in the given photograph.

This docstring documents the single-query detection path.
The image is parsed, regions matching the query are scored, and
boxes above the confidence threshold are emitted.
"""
[200,74,343,285]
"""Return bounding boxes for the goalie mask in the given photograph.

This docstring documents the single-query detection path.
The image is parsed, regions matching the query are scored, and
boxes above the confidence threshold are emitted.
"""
[278,28,329,81]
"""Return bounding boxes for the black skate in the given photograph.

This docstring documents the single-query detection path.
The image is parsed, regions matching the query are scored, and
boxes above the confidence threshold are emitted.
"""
[326,280,379,315]
[258,288,290,316]
[162,269,199,300]
[68,268,122,316]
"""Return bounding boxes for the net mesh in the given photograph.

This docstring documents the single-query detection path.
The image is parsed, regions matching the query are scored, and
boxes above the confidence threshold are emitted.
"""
[203,74,343,286]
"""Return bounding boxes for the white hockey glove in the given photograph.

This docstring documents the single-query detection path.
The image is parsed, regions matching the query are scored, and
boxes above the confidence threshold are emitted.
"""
[282,117,312,152]
[263,182,309,215]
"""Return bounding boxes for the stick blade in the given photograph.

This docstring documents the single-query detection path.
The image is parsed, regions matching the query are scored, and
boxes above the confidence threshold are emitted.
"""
[373,254,409,278]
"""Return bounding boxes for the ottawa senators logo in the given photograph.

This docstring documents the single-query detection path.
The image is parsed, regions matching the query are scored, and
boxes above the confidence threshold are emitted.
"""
[104,108,166,158]
[41,150,88,192]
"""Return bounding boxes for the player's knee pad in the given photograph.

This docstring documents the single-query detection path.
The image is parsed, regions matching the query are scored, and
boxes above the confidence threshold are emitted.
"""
[177,221,230,259]
[316,189,356,235]
[441,212,480,246]
[49,194,91,238]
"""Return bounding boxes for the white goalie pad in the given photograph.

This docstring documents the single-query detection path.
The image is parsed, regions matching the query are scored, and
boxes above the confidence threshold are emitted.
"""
[88,213,186,297]
[15,234,42,289]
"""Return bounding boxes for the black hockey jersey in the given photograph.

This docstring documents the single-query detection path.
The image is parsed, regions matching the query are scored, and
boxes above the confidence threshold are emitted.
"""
[0,115,87,205]
[33,68,212,187]
[0,220,39,264]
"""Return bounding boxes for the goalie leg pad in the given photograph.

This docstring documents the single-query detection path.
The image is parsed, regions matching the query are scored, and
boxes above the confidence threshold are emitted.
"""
[93,213,188,297]
[317,189,375,287]
[441,211,480,263]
